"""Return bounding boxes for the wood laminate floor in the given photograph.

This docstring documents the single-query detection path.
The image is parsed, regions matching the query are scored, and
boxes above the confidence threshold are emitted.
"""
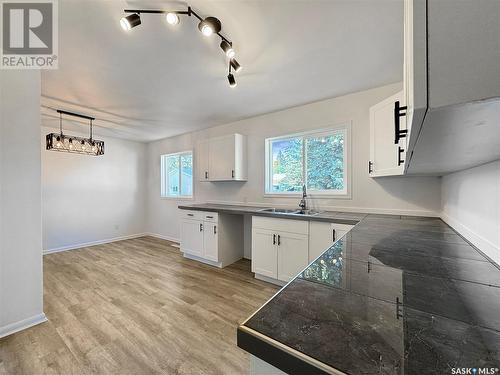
[0,237,279,375]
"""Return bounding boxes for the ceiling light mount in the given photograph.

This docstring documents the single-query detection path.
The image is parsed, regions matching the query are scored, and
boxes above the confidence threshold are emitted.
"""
[121,5,241,87]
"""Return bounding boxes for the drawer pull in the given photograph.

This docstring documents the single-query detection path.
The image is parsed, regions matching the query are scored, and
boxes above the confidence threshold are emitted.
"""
[206,216,214,219]
[277,234,281,246]
[199,223,203,232]
[187,213,194,217]
[273,234,276,245]
[214,225,217,235]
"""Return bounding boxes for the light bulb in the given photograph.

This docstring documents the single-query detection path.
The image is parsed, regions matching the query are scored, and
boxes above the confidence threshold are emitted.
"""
[120,17,130,31]
[166,13,179,25]
[220,40,235,59]
[201,25,213,36]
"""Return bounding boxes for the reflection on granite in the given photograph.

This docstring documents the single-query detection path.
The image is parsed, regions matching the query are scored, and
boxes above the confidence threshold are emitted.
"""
[239,214,500,375]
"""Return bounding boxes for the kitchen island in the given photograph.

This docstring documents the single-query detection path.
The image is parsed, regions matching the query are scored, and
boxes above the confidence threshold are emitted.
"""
[237,214,500,375]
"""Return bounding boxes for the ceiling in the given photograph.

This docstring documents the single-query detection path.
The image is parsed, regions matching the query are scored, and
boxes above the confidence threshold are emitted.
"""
[41,0,403,142]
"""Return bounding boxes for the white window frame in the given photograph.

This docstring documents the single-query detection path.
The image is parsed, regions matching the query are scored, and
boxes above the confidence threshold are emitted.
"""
[160,150,194,199]
[264,123,351,199]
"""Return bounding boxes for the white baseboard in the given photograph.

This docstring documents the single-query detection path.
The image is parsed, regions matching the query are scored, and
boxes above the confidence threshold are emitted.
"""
[441,212,500,266]
[0,313,47,338]
[43,233,148,255]
[204,199,439,217]
[144,233,180,243]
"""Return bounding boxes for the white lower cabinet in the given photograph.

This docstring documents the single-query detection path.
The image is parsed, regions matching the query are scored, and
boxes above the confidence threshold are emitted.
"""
[180,219,204,258]
[252,217,309,284]
[277,232,309,282]
[308,221,355,262]
[180,210,243,268]
[202,222,218,262]
[251,228,278,279]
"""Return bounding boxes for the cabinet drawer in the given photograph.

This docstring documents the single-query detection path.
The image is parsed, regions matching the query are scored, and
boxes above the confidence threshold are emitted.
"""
[180,210,203,220]
[202,212,218,222]
[252,216,308,235]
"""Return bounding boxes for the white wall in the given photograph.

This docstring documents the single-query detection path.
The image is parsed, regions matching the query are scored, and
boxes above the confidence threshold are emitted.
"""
[42,127,147,252]
[147,83,442,241]
[441,160,500,265]
[0,71,45,337]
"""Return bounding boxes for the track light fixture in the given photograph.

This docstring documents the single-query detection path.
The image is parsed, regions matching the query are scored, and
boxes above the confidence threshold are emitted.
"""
[220,40,235,59]
[120,5,242,87]
[120,13,141,31]
[198,16,221,37]
[230,59,242,73]
[166,12,180,25]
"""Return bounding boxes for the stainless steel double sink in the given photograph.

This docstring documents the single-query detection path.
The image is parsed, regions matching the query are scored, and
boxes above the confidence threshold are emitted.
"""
[257,207,321,217]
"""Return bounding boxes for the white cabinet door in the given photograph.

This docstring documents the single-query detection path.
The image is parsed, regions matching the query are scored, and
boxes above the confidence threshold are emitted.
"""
[277,232,309,282]
[251,228,278,279]
[203,222,218,262]
[369,91,406,177]
[180,219,204,257]
[197,140,210,182]
[209,135,235,181]
[308,221,335,262]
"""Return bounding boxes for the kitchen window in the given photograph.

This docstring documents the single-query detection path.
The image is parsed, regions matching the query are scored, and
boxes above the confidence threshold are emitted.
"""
[265,125,349,196]
[161,151,193,198]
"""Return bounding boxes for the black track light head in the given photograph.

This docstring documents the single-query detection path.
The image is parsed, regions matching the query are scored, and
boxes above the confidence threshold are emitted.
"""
[220,40,235,59]
[228,73,237,88]
[198,17,221,37]
[120,13,141,31]
[230,59,242,73]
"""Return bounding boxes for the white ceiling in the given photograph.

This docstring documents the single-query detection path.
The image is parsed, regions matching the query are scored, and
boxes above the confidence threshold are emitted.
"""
[41,0,403,142]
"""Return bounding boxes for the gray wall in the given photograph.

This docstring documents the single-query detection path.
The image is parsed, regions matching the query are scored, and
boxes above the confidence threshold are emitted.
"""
[146,83,442,241]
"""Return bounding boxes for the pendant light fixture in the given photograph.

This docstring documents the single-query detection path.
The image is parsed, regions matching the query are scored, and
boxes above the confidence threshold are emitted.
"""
[46,110,104,156]
[119,6,241,87]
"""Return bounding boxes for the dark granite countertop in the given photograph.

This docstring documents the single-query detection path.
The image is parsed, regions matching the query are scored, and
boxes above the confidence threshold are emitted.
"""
[178,203,366,225]
[237,214,500,375]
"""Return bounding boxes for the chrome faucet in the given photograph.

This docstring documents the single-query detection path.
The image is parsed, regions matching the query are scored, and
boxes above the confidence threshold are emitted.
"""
[298,185,307,211]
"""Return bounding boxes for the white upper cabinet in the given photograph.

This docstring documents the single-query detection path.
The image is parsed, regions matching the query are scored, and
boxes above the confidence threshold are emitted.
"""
[369,91,407,177]
[372,0,500,176]
[197,134,247,182]
[197,139,210,182]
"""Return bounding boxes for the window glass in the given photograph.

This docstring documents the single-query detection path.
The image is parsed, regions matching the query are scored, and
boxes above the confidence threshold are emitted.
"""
[306,133,344,191]
[270,138,303,193]
[161,151,193,198]
[265,127,347,195]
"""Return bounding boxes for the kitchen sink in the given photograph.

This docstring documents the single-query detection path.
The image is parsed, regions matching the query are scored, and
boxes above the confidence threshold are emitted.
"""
[258,208,301,214]
[258,208,321,216]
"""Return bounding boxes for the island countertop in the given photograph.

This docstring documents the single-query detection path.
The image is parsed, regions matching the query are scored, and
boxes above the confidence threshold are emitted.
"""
[237,214,500,375]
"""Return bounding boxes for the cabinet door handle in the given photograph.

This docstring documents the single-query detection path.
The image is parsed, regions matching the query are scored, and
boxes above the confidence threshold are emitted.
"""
[332,229,336,242]
[214,225,217,235]
[206,216,213,219]
[205,171,208,179]
[187,213,194,217]
[199,223,203,232]
[273,234,276,245]
[231,170,235,178]
[394,101,408,144]
[398,146,405,166]
[368,161,373,174]
[277,235,281,246]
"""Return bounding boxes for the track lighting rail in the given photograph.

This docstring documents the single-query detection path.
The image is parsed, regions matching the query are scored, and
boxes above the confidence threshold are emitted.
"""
[121,5,240,86]
[56,109,95,121]
[123,7,232,44]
